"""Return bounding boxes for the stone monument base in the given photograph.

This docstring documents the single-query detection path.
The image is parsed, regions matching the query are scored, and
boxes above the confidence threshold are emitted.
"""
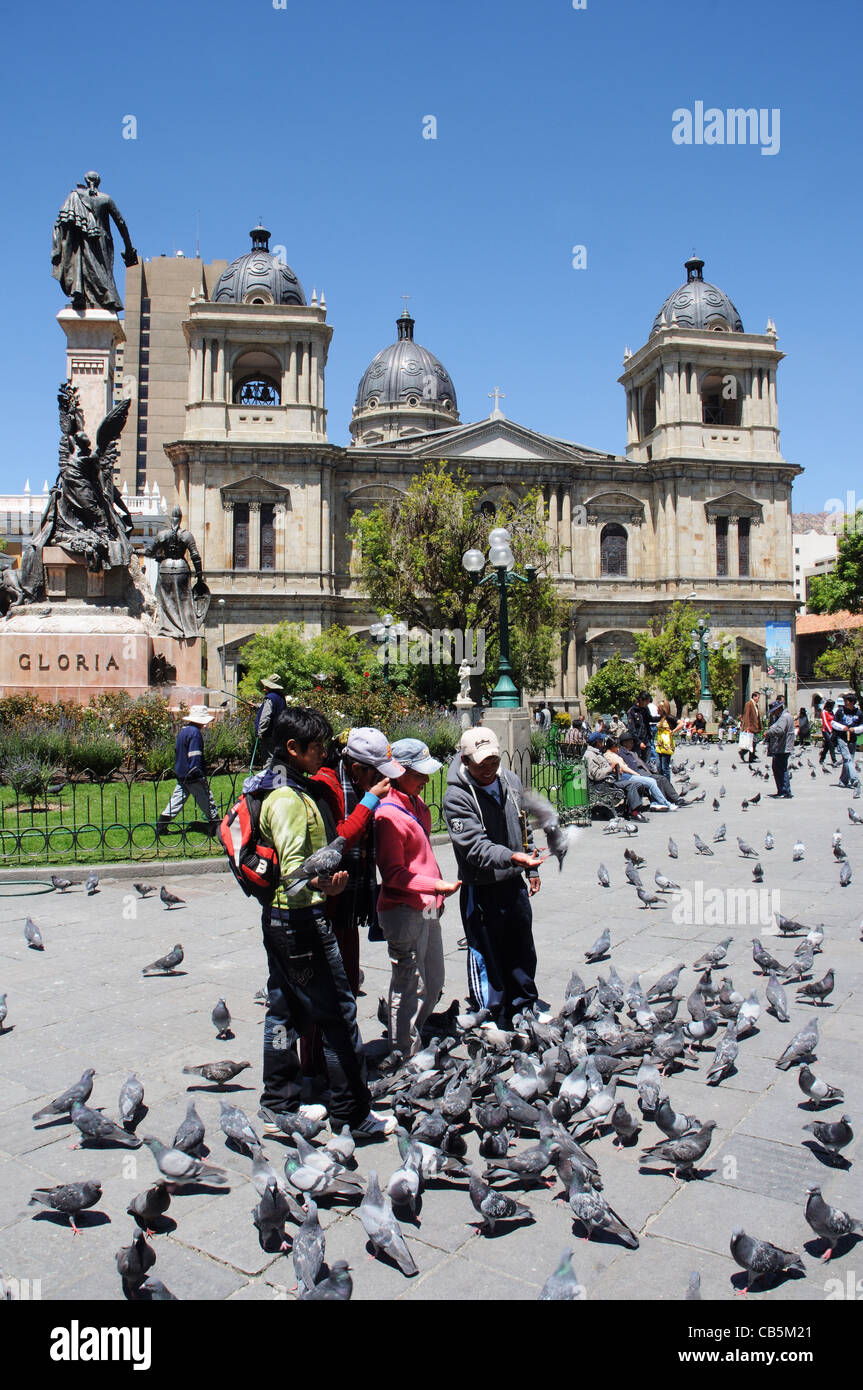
[454,695,476,732]
[481,706,533,762]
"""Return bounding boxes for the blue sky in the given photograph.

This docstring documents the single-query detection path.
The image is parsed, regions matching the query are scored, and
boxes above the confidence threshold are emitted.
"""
[1,0,859,512]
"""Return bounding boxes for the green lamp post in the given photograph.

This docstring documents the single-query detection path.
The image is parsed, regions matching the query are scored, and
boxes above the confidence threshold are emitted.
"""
[462,528,536,709]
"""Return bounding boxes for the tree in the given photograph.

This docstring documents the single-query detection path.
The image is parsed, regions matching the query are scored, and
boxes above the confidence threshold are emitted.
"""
[814,630,863,699]
[236,623,379,707]
[582,654,643,715]
[351,461,567,697]
[636,602,704,715]
[807,513,863,614]
[707,638,741,713]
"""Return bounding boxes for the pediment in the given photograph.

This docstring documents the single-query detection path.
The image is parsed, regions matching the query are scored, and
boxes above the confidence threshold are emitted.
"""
[583,491,646,526]
[400,417,600,464]
[705,491,763,523]
[345,483,407,504]
[220,475,293,505]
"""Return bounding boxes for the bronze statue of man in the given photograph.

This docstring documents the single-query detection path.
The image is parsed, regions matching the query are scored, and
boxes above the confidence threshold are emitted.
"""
[52,171,138,311]
[142,506,210,641]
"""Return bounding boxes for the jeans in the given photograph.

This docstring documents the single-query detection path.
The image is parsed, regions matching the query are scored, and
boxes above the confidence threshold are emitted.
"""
[819,734,838,766]
[657,753,672,778]
[620,773,672,807]
[260,905,371,1127]
[159,777,218,824]
[772,753,791,796]
[378,905,445,1055]
[837,738,860,788]
[460,880,537,1027]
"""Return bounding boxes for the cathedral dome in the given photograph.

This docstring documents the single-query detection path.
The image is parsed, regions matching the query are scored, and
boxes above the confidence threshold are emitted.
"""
[354,310,458,414]
[651,255,743,336]
[212,226,306,306]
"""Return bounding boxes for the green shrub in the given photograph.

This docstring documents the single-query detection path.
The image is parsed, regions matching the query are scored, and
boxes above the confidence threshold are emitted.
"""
[142,740,175,776]
[66,736,126,778]
[389,714,462,760]
[1,755,61,800]
[529,729,548,764]
[203,715,252,766]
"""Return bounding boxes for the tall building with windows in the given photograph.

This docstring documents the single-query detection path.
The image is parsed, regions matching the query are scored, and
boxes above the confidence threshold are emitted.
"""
[145,231,800,710]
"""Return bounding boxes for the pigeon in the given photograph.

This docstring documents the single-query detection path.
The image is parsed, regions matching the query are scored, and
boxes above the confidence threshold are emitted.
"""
[833,842,848,862]
[730,1229,804,1293]
[71,1099,141,1148]
[776,1018,819,1070]
[752,938,783,975]
[802,1115,853,1161]
[640,1121,717,1179]
[655,1096,701,1140]
[172,1100,206,1155]
[796,970,835,1006]
[625,862,643,888]
[219,1100,261,1152]
[637,887,660,910]
[609,1100,639,1148]
[281,836,347,894]
[32,1068,96,1122]
[706,1023,738,1085]
[0,993,6,1033]
[636,1058,662,1115]
[479,1127,513,1160]
[737,837,758,859]
[585,927,610,963]
[840,862,852,887]
[387,1161,421,1215]
[142,944,184,974]
[539,1249,583,1300]
[119,1074,145,1130]
[299,1260,353,1301]
[654,872,680,893]
[284,1152,363,1199]
[51,874,72,893]
[804,1187,862,1260]
[257,1105,325,1142]
[468,1170,533,1235]
[713,798,721,812]
[849,806,863,826]
[694,835,714,856]
[567,1175,639,1247]
[28,1180,102,1234]
[750,793,761,805]
[139,1278,177,1301]
[133,883,157,897]
[116,1231,157,1295]
[668,837,679,859]
[212,998,232,1039]
[160,886,185,909]
[85,870,99,896]
[792,841,805,862]
[624,848,646,867]
[252,1180,293,1253]
[764,831,775,851]
[291,1198,325,1289]
[713,823,726,843]
[24,916,44,950]
[521,790,576,867]
[694,938,732,969]
[597,864,610,888]
[357,1170,418,1274]
[647,963,685,999]
[483,1135,560,1183]
[126,1181,171,1234]
[798,1066,843,1108]
[141,1136,228,1185]
[766,973,789,1022]
[325,1125,356,1166]
[182,1060,251,1085]
[775,913,806,936]
[751,861,764,883]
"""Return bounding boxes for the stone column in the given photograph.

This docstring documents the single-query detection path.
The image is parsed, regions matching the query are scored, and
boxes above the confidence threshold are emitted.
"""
[289,340,298,403]
[561,489,573,573]
[222,497,234,569]
[320,465,331,590]
[248,500,261,571]
[548,485,558,561]
[56,309,126,442]
[274,502,287,571]
[214,341,226,402]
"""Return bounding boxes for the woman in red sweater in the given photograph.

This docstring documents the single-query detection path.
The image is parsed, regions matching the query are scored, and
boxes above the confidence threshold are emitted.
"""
[375,739,461,1058]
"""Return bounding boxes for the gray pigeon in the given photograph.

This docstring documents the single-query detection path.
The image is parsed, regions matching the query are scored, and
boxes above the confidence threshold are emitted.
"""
[752,938,782,976]
[730,1228,804,1292]
[468,1170,533,1235]
[737,837,758,858]
[752,862,764,883]
[292,1198,325,1290]
[116,1231,157,1294]
[387,1163,421,1215]
[637,887,660,910]
[597,864,610,888]
[28,1180,102,1233]
[160,886,185,909]
[804,1186,862,1260]
[766,973,789,1022]
[668,838,679,858]
[126,1181,171,1234]
[142,943,184,974]
[798,1066,843,1108]
[71,1099,141,1149]
[802,1115,853,1161]
[792,840,805,862]
[585,927,610,962]
[640,1121,717,1179]
[776,1018,819,1070]
[139,1278,177,1301]
[85,870,99,896]
[257,1105,325,1142]
[713,823,726,842]
[51,874,72,893]
[796,970,835,1006]
[538,1249,583,1300]
[182,1059,251,1085]
[706,1023,738,1085]
[298,1259,353,1301]
[567,1175,639,1247]
[609,1100,639,1148]
[24,917,44,950]
[693,938,732,969]
[520,789,575,867]
[654,872,681,893]
[32,1068,95,1121]
[133,883,157,897]
[625,862,643,888]
[252,1180,293,1252]
[219,1100,261,1152]
[694,835,714,856]
[212,998,232,1038]
[141,1136,228,1185]
[839,861,852,887]
[281,836,347,894]
[655,1096,701,1140]
[764,831,774,850]
[119,1074,145,1130]
[357,1170,418,1274]
[172,1100,206,1155]
[647,963,685,998]
[324,1125,356,1165]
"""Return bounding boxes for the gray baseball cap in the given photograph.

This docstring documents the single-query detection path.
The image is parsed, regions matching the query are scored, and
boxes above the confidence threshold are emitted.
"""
[390,738,442,776]
[343,726,404,778]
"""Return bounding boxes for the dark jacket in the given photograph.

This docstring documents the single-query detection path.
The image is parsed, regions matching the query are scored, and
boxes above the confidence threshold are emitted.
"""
[175,724,206,782]
[627,703,651,750]
[765,709,795,756]
[255,691,287,742]
[443,755,536,886]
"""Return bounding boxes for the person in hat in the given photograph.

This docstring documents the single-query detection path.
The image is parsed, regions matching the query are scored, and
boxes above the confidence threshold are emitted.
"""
[255,674,288,766]
[605,734,678,812]
[443,727,546,1026]
[615,731,685,806]
[374,739,461,1057]
[765,696,795,797]
[156,705,219,836]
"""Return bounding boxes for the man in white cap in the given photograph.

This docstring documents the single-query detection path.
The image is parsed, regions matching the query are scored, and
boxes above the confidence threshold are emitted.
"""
[255,674,287,766]
[443,727,546,1026]
[156,705,220,836]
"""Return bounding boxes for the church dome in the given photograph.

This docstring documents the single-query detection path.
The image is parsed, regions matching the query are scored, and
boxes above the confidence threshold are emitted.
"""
[212,226,306,306]
[651,255,743,336]
[354,310,458,414]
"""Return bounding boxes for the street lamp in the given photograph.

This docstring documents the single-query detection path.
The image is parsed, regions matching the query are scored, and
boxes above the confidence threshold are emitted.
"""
[690,616,719,719]
[217,598,227,695]
[369,613,408,684]
[462,528,536,708]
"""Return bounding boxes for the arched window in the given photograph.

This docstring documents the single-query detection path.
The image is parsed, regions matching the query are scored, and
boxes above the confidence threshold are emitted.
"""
[234,375,280,406]
[640,381,656,438]
[701,371,741,426]
[600,523,628,576]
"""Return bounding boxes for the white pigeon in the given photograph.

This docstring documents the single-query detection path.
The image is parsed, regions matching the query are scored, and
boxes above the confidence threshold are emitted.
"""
[793,840,805,862]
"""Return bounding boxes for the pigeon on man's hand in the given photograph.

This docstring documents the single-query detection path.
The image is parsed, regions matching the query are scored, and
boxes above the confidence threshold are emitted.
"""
[281,836,347,894]
[521,790,577,867]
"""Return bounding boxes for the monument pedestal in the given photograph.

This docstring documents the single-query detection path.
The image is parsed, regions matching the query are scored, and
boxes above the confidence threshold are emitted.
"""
[454,695,475,732]
[481,706,533,763]
[151,634,206,708]
[56,308,126,441]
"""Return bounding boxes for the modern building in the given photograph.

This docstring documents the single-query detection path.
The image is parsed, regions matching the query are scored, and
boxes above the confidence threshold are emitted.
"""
[791,519,838,612]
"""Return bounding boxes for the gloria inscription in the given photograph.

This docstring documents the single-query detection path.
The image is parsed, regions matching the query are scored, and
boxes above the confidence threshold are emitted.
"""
[18,652,121,672]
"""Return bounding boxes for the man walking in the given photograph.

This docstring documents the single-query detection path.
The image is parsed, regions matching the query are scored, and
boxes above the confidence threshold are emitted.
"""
[819,698,839,767]
[443,728,546,1026]
[739,690,761,764]
[765,697,795,798]
[156,706,219,836]
[255,674,287,766]
[834,694,863,791]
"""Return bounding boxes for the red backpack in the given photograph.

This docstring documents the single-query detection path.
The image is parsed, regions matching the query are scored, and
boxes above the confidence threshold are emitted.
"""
[218,789,279,904]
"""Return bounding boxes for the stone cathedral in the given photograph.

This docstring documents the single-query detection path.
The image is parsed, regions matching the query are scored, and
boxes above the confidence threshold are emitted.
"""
[115,233,800,712]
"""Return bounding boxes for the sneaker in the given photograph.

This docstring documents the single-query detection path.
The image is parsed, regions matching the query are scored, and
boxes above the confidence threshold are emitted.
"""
[298,1103,328,1124]
[351,1110,398,1139]
[649,804,669,812]
[261,1121,287,1139]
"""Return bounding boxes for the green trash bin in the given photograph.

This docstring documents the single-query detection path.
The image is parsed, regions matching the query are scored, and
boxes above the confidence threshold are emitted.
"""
[559,760,588,809]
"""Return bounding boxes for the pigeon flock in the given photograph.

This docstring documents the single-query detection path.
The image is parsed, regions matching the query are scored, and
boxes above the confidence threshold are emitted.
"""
[2,741,861,1302]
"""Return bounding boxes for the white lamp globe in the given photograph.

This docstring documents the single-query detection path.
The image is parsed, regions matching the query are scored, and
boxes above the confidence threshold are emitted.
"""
[488,527,511,547]
[489,543,514,568]
[462,549,485,573]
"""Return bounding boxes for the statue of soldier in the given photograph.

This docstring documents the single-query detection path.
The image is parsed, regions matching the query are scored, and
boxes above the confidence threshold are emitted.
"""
[52,171,138,311]
[141,507,210,641]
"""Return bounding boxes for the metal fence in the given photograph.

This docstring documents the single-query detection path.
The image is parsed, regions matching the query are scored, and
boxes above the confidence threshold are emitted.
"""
[0,748,589,868]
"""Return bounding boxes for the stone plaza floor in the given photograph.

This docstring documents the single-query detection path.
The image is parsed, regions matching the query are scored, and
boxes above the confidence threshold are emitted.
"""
[0,743,860,1302]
